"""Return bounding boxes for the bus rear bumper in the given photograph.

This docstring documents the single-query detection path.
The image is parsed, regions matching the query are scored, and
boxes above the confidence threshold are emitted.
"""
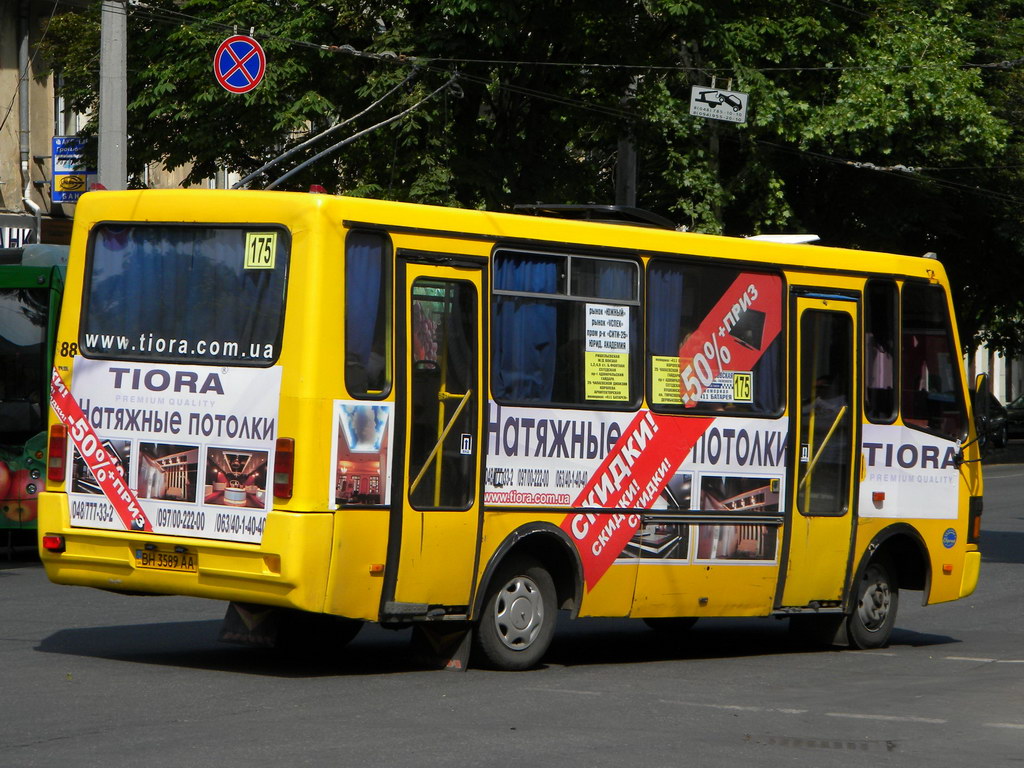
[37,492,333,612]
[959,550,981,598]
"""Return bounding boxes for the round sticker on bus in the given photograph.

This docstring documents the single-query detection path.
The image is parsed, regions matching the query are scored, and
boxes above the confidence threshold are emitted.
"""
[942,528,957,549]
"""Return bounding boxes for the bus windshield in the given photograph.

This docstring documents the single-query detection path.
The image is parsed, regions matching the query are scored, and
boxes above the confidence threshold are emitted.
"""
[81,224,289,366]
[0,287,48,445]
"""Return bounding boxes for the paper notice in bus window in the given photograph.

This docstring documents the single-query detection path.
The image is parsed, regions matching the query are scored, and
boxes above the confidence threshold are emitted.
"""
[585,352,629,400]
[699,371,754,403]
[651,355,682,404]
[585,303,629,400]
[244,232,277,269]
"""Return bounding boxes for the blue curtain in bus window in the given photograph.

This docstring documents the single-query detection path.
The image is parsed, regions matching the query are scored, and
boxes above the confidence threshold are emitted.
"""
[492,253,559,401]
[753,338,782,414]
[599,261,634,300]
[571,258,635,301]
[345,232,384,392]
[647,266,685,355]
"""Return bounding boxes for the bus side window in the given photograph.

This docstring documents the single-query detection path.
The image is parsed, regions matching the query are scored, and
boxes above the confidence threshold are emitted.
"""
[900,282,966,440]
[647,260,784,416]
[345,231,392,397]
[865,279,897,422]
[491,249,640,407]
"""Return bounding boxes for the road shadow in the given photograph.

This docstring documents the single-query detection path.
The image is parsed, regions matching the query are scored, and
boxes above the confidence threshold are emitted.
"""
[980,530,1024,565]
[36,619,423,678]
[543,616,958,669]
[35,613,960,676]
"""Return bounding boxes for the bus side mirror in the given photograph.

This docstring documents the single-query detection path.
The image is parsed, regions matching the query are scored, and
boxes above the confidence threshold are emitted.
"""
[973,372,990,422]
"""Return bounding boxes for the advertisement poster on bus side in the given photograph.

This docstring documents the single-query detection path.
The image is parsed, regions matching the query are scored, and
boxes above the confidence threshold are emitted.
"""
[54,358,281,543]
[329,400,393,507]
[859,423,959,520]
[651,271,782,408]
[485,402,788,588]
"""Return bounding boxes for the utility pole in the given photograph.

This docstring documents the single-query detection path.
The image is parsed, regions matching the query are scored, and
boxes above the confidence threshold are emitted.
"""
[616,137,637,208]
[615,76,639,208]
[98,0,127,189]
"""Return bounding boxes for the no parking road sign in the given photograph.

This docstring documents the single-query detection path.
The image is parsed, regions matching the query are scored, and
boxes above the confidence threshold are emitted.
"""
[214,35,266,93]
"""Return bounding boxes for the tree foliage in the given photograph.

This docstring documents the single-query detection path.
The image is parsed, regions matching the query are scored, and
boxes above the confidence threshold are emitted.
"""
[39,0,1024,352]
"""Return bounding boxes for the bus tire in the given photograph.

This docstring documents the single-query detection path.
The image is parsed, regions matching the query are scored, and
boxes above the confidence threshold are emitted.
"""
[847,557,898,649]
[474,556,556,670]
[643,617,699,634]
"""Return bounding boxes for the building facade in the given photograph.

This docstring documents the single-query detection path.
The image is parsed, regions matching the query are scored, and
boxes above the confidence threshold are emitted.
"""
[0,0,87,245]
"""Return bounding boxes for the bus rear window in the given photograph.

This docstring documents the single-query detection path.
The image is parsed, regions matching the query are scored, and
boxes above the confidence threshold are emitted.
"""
[81,224,289,366]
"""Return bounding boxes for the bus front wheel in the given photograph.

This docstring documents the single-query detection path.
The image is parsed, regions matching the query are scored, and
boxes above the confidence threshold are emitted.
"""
[847,558,898,649]
[474,556,556,670]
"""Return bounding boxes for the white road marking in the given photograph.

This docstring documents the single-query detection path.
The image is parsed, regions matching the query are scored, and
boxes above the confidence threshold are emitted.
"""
[659,700,806,714]
[825,713,947,724]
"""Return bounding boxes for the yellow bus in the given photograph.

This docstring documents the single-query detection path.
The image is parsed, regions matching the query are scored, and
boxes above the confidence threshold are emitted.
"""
[39,189,983,670]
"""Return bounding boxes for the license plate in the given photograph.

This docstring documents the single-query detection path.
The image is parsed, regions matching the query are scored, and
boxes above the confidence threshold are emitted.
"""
[134,548,198,573]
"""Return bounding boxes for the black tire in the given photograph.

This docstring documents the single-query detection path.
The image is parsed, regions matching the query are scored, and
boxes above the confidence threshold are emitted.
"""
[994,424,1008,449]
[847,558,898,649]
[643,617,699,633]
[474,556,557,670]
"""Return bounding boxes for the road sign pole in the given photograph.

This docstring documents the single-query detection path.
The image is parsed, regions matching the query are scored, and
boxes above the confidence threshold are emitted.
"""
[98,0,128,190]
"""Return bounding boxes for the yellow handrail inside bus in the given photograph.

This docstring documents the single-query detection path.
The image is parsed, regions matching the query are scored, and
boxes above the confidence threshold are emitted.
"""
[798,405,848,493]
[409,388,473,496]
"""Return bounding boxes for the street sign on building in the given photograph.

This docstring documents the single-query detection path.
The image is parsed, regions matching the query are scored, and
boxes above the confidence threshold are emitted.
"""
[1,226,33,247]
[52,137,97,204]
[689,85,749,124]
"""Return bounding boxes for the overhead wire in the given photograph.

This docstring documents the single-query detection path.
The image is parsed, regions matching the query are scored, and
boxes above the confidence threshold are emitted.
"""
[264,75,460,190]
[752,139,1024,206]
[100,1,1024,204]
[233,66,421,189]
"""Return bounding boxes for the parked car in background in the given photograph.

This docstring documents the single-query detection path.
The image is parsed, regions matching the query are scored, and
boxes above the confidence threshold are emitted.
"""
[974,391,1008,450]
[1005,394,1024,439]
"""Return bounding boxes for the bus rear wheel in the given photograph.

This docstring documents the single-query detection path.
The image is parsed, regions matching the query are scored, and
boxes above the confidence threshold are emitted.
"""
[847,558,898,649]
[474,556,556,670]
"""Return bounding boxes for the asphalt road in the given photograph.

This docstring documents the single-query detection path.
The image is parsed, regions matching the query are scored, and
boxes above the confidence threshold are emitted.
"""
[2,449,1023,768]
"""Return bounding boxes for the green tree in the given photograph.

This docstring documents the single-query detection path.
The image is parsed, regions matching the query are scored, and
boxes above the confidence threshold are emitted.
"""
[40,0,1024,350]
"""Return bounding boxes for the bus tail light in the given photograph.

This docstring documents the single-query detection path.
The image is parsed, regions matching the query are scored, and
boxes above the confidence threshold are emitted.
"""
[48,425,67,482]
[968,496,982,544]
[42,535,65,553]
[274,438,294,499]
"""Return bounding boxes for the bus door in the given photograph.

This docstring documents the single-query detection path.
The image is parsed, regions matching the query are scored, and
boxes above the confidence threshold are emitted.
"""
[779,295,859,608]
[389,259,484,611]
